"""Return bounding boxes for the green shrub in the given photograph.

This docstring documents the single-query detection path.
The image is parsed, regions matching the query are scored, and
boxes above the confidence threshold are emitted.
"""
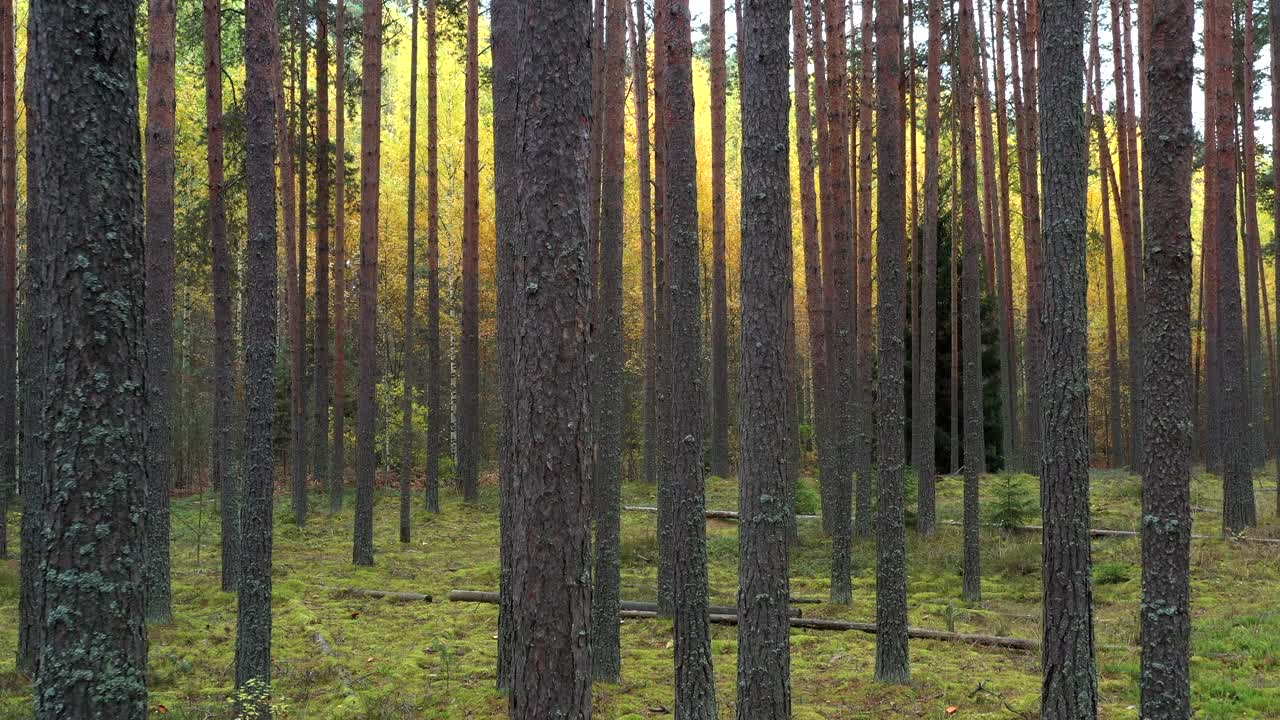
[987,474,1036,530]
[1094,561,1131,586]
[794,478,821,516]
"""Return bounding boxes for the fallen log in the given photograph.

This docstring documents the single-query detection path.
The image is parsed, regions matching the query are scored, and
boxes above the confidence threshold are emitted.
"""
[623,505,820,522]
[448,590,801,617]
[614,610,1038,652]
[342,588,434,602]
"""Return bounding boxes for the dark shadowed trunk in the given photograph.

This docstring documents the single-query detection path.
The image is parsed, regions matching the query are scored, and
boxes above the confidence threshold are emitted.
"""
[1038,0,1097,712]
[1272,0,1280,515]
[957,0,984,606]
[353,0,383,566]
[1240,9,1265,467]
[990,0,1019,469]
[236,0,279,710]
[812,0,839,537]
[709,0,729,478]
[400,0,419,545]
[853,0,875,537]
[631,0,656,490]
[458,0,480,503]
[331,0,348,512]
[425,0,441,514]
[292,0,310,528]
[591,0,626,681]
[27,0,149,713]
[0,0,12,563]
[875,0,910,684]
[663,0,719,713]
[145,0,177,625]
[736,0,794,713]
[1139,0,1193,710]
[503,0,594,714]
[313,0,332,502]
[282,7,303,532]
[653,0,674,615]
[916,0,942,533]
[205,0,238,592]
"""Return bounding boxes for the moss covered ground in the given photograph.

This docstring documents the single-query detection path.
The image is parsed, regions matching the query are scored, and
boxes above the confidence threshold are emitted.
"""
[1,466,1278,718]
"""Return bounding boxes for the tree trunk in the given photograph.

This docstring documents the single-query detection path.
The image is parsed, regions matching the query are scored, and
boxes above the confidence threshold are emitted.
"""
[709,0,730,478]
[591,0,626,682]
[990,0,1019,469]
[0,0,12,564]
[1240,9,1265,468]
[400,0,420,545]
[916,0,942,534]
[811,0,839,536]
[502,1,594,714]
[957,0,985,607]
[205,0,238,592]
[293,0,310,526]
[425,0,441,514]
[1012,0,1043,475]
[663,0,719,713]
[457,0,481,502]
[631,0,657,490]
[1109,0,1139,470]
[1209,0,1255,532]
[736,0,794,712]
[1038,0,1097,714]
[26,0,150,713]
[823,0,858,605]
[236,0,280,709]
[874,0,911,684]
[1272,0,1280,514]
[353,0,383,566]
[653,0,674,615]
[144,0,177,625]
[1139,0,1193,709]
[332,0,348,513]
[282,7,303,530]
[853,0,875,537]
[313,0,332,503]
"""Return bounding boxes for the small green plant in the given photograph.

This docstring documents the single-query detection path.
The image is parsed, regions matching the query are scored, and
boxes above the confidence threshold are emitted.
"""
[1094,561,1131,586]
[793,478,821,516]
[987,475,1036,530]
[229,677,287,720]
[429,639,457,691]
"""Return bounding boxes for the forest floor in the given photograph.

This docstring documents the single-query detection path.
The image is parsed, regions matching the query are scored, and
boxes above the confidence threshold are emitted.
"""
[2,466,1279,719]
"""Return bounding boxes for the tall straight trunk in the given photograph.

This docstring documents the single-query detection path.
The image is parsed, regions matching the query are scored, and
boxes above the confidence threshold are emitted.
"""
[853,0,875,537]
[1272,0,1280,513]
[457,0,480,503]
[585,0,604,501]
[1119,0,1145,471]
[811,0,839,535]
[823,0,858,605]
[1088,13,1123,469]
[975,0,1008,472]
[653,0,674,615]
[331,0,348,512]
[950,118,960,474]
[313,0,332,498]
[205,0,238,592]
[236,0,279,708]
[1138,0,1193,709]
[293,0,310,526]
[957,0,984,606]
[909,0,920,475]
[26,0,149,712]
[1109,0,1139,469]
[736,0,794,712]
[663,0,719,712]
[283,8,305,530]
[1240,10,1265,467]
[990,0,1019,469]
[400,0,419,545]
[1203,3,1221,475]
[793,0,826,514]
[874,0,911,684]
[144,0,177,625]
[1038,0,1097,713]
[425,0,441,513]
[503,2,594,714]
[353,0,383,566]
[709,0,730,478]
[1012,0,1043,474]
[631,0,656,489]
[916,0,941,533]
[1209,0,1255,532]
[591,0,626,681]
[0,0,13,563]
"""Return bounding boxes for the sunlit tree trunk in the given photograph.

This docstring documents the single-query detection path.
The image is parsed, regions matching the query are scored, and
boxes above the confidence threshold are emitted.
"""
[853,0,875,537]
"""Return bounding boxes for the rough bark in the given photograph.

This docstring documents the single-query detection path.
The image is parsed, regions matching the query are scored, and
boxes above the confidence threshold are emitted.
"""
[400,0,419,545]
[313,0,332,501]
[710,0,730,478]
[957,0,984,606]
[1240,9,1265,467]
[1109,0,1140,470]
[1038,0,1098,712]
[281,8,301,532]
[457,0,480,503]
[1209,0,1255,532]
[1139,0,1193,711]
[1272,0,1280,516]
[331,0,348,513]
[853,0,875,537]
[236,0,279,709]
[503,0,594,714]
[915,0,942,534]
[663,0,719,712]
[823,0,857,605]
[205,0,238,592]
[145,0,177,625]
[26,0,150,712]
[654,0,674,614]
[591,0,626,682]
[293,0,310,527]
[736,0,795,712]
[1014,0,1043,475]
[353,0,383,566]
[0,0,12,563]
[425,0,441,514]
[873,0,910,684]
[991,0,1019,469]
[631,0,657,490]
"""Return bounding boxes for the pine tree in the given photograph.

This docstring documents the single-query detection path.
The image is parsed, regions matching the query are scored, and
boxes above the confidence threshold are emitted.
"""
[632,0,657,490]
[400,0,420,545]
[144,0,177,624]
[292,0,310,527]
[332,0,349,512]
[458,0,481,503]
[915,0,942,533]
[709,0,730,478]
[313,0,333,498]
[425,0,442,513]
[853,0,875,538]
[0,0,12,564]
